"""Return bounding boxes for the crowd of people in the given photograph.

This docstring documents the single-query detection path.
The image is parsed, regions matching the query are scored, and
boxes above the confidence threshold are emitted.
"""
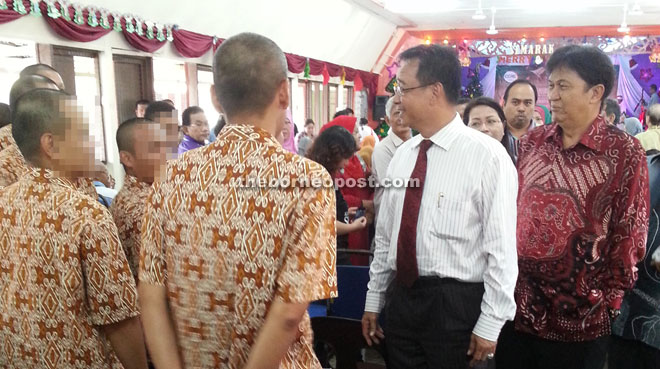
[0,31,659,369]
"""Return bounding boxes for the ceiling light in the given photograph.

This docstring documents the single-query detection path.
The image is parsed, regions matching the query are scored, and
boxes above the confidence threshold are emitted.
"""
[540,37,545,42]
[443,39,449,45]
[521,36,527,42]
[486,7,498,35]
[629,2,643,16]
[472,0,487,20]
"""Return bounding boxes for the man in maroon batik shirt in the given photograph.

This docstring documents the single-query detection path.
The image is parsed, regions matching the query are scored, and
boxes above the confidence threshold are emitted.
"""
[496,45,650,369]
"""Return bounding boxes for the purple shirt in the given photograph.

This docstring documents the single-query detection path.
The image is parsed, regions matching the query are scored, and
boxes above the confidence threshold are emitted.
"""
[178,134,205,156]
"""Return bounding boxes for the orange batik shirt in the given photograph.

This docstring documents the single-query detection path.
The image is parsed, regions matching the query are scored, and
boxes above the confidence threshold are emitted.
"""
[0,124,14,152]
[140,124,338,369]
[110,175,151,281]
[0,168,139,369]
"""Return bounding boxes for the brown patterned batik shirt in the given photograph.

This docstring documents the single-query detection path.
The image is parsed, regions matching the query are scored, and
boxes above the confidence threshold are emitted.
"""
[0,168,140,369]
[0,124,14,152]
[110,175,151,282]
[140,124,338,369]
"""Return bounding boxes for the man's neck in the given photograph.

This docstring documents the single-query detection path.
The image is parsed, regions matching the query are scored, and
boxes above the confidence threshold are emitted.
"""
[416,110,456,138]
[560,111,599,149]
[228,112,278,138]
[392,129,412,142]
[507,121,530,140]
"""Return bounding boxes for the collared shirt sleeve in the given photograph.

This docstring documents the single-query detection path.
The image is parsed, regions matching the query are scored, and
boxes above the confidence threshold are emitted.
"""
[371,142,389,218]
[365,158,399,313]
[275,169,338,303]
[473,151,519,342]
[139,183,168,286]
[605,144,649,310]
[81,205,140,326]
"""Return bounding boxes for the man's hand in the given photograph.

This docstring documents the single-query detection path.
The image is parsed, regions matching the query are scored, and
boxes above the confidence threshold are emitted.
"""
[351,217,367,231]
[467,334,496,367]
[361,312,385,346]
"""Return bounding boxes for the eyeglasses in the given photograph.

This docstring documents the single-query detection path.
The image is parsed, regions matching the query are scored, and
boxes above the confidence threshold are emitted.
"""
[394,82,436,96]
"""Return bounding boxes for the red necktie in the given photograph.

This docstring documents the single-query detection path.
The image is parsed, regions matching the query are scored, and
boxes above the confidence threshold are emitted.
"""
[396,139,432,287]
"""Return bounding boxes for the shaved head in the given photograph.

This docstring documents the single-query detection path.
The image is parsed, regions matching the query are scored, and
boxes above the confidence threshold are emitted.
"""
[213,32,287,118]
[20,63,65,90]
[10,74,60,114]
[648,104,660,127]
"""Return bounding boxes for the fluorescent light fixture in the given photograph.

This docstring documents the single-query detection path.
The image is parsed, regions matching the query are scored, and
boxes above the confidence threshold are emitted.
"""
[384,0,459,14]
[618,4,630,33]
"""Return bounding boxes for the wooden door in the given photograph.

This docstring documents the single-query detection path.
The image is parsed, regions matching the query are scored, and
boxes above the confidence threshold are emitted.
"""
[113,55,153,124]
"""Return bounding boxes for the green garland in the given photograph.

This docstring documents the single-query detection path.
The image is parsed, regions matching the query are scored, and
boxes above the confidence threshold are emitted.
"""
[14,0,27,15]
[46,2,59,18]
[30,0,41,16]
[112,14,122,32]
[0,0,8,11]
[87,9,98,27]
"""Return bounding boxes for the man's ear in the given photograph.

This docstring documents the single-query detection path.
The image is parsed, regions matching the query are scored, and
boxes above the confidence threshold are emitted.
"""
[40,133,55,160]
[590,84,606,106]
[210,84,224,113]
[181,125,190,135]
[277,79,290,110]
[119,150,135,170]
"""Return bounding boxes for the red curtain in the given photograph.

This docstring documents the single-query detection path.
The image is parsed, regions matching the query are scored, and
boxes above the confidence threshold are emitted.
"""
[0,1,27,24]
[173,28,213,58]
[121,18,165,53]
[41,3,111,42]
[285,53,306,74]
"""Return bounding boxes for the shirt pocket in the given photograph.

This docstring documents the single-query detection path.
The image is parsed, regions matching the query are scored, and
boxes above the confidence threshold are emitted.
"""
[429,195,472,241]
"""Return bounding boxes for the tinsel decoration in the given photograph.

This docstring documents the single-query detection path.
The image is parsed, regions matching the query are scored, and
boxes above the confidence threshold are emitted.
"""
[112,13,121,32]
[0,0,7,11]
[14,0,27,15]
[156,23,165,42]
[99,10,110,29]
[30,0,42,16]
[125,16,134,33]
[135,18,144,36]
[45,1,60,18]
[59,0,70,20]
[87,8,98,27]
[145,21,154,40]
[73,4,83,25]
[385,77,397,94]
[303,59,310,78]
[341,67,346,85]
[166,25,173,41]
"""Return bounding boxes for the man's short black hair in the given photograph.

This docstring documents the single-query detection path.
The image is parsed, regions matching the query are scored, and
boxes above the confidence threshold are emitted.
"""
[603,99,622,124]
[651,84,658,92]
[398,45,461,104]
[182,106,204,126]
[12,89,71,163]
[503,79,538,103]
[145,100,176,121]
[546,45,615,104]
[345,108,354,115]
[305,119,315,126]
[334,109,348,119]
[10,75,59,110]
[463,96,507,126]
[213,32,288,118]
[0,103,10,128]
[116,118,149,155]
[213,116,226,136]
[135,99,150,108]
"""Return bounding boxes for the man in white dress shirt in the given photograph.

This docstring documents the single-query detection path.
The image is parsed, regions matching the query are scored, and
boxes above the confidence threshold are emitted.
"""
[361,44,519,369]
[372,96,411,219]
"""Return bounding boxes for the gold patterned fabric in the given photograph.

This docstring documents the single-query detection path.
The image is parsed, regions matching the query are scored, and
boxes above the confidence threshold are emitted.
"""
[110,175,151,282]
[0,144,27,189]
[0,124,15,152]
[0,168,140,369]
[140,124,338,369]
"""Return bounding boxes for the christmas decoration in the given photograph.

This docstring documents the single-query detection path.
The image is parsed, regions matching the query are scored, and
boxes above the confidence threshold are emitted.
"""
[650,46,660,65]
[112,13,122,32]
[59,0,70,21]
[303,59,310,78]
[385,77,397,94]
[629,59,638,70]
[145,21,155,40]
[341,67,346,85]
[44,1,59,18]
[73,4,83,24]
[322,64,330,85]
[0,0,8,11]
[375,120,390,139]
[99,10,110,29]
[87,8,98,27]
[30,0,41,16]
[354,74,363,91]
[639,68,654,83]
[135,18,144,36]
[156,24,165,42]
[386,62,399,78]
[13,0,27,15]
[463,65,483,99]
[125,16,135,33]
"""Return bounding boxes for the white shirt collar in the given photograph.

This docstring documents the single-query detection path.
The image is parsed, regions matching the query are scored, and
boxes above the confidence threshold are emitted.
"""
[410,113,463,151]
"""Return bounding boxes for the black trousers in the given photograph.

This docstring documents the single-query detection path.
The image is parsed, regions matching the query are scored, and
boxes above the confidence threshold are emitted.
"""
[495,321,608,369]
[609,335,660,369]
[384,277,490,369]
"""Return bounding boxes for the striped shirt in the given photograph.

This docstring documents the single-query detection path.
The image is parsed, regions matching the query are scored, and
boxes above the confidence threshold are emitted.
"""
[365,114,519,342]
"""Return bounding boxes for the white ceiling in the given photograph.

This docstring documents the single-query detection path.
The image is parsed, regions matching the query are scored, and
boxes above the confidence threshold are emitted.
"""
[367,0,660,30]
[72,0,397,71]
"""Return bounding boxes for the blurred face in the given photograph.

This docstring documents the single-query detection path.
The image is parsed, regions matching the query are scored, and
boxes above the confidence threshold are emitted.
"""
[152,111,180,158]
[532,111,544,127]
[135,103,147,118]
[123,124,169,183]
[305,123,315,137]
[467,105,505,141]
[548,67,601,128]
[51,99,95,177]
[279,121,291,143]
[183,111,209,143]
[352,123,360,147]
[503,83,535,130]
[388,104,411,139]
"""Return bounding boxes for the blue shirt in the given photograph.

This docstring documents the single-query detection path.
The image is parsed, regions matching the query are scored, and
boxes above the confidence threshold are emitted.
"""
[178,134,205,156]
